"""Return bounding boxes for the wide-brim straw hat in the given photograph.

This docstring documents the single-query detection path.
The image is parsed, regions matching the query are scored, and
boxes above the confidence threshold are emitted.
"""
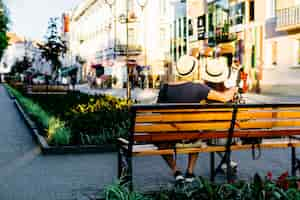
[201,57,229,83]
[176,55,198,77]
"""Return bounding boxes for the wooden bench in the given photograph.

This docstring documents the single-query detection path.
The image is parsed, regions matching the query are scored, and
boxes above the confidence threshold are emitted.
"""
[117,103,300,188]
[26,84,69,94]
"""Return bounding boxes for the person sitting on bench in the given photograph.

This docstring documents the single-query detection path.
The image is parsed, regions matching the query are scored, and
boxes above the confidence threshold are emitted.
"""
[157,53,237,183]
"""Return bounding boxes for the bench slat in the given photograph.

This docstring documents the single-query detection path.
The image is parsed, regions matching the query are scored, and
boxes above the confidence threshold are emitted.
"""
[133,129,300,142]
[135,111,273,123]
[134,119,300,133]
[136,110,300,123]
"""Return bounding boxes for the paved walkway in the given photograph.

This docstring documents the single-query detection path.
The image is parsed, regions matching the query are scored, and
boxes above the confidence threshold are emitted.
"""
[1,84,300,199]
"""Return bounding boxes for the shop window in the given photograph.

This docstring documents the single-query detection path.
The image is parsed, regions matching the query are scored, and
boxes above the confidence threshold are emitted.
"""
[249,0,255,21]
[229,2,245,25]
[178,19,182,37]
[183,17,187,38]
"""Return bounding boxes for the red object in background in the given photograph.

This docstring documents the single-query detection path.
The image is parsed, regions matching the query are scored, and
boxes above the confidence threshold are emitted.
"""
[240,71,248,93]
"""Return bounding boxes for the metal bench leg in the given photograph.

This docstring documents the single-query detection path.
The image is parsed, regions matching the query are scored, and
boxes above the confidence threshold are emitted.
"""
[226,152,232,182]
[117,146,122,179]
[126,155,133,191]
[210,152,215,182]
[292,147,297,176]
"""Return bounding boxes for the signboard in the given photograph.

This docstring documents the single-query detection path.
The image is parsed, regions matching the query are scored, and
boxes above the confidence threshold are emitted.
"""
[197,15,206,40]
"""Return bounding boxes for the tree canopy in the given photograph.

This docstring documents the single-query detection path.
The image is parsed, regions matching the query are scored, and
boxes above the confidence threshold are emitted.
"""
[0,0,9,59]
[39,17,67,78]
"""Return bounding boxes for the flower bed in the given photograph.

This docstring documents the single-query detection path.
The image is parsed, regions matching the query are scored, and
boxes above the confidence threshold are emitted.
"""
[105,173,300,200]
[5,84,130,148]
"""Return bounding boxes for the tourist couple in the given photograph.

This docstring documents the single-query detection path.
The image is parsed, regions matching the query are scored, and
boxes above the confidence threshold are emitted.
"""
[157,49,240,183]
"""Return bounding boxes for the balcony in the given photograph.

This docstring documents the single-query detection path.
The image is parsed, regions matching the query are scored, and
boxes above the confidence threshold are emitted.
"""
[276,5,300,32]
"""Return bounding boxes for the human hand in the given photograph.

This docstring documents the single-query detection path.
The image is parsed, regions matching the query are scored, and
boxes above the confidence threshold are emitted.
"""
[225,87,238,102]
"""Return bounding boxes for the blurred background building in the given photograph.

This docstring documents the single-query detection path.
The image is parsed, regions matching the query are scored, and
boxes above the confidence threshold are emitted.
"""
[62,0,300,90]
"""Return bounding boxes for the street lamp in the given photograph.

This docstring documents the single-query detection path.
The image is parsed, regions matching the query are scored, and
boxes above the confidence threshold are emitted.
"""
[136,0,148,88]
[104,0,116,60]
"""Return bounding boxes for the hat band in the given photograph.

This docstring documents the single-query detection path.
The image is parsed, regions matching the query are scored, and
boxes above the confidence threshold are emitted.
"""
[177,60,196,76]
[205,65,223,77]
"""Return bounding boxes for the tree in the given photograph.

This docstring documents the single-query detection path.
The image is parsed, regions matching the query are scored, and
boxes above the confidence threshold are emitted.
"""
[39,17,67,79]
[10,55,32,74]
[0,0,9,60]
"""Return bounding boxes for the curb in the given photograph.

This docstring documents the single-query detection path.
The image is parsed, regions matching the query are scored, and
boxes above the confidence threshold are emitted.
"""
[3,84,16,100]
[13,98,117,155]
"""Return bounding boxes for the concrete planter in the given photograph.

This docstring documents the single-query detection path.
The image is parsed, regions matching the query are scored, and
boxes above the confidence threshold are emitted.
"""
[4,84,16,99]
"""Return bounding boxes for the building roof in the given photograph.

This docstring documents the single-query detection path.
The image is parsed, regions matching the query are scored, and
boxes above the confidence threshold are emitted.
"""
[6,32,24,45]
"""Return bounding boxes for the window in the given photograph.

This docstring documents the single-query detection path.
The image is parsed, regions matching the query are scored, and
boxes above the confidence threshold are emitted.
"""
[269,0,276,18]
[230,2,245,25]
[160,0,167,17]
[249,0,255,21]
[188,19,193,36]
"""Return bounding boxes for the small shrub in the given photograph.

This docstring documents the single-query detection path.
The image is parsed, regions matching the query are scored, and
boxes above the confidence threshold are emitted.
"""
[105,173,300,200]
[105,181,147,200]
[47,117,71,146]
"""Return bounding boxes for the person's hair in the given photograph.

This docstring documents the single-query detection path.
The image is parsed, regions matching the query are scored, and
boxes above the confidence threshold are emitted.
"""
[205,81,226,92]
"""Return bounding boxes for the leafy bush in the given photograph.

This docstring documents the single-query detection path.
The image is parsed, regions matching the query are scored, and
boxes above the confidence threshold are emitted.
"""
[106,173,300,200]
[105,181,148,200]
[5,84,71,145]
[6,84,131,146]
[47,117,71,145]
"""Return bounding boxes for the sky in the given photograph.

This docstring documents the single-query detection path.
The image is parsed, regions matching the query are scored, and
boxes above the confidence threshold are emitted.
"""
[4,0,83,41]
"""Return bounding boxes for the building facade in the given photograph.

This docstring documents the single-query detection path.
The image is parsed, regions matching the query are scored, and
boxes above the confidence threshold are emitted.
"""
[68,0,173,88]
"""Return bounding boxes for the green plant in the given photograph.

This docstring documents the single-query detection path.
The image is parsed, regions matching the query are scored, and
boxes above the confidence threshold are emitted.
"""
[47,117,71,145]
[105,181,148,200]
[0,0,9,60]
[105,173,300,200]
[6,85,131,146]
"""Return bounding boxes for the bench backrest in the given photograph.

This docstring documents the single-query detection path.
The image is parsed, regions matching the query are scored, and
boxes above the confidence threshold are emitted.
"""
[130,104,300,144]
[28,85,69,93]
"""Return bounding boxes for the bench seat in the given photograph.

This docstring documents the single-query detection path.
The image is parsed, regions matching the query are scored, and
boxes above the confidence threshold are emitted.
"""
[117,103,300,189]
[119,138,300,156]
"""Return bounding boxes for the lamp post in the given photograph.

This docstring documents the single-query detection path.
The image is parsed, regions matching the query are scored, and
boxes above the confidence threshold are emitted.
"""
[118,0,148,100]
[136,0,148,88]
[104,0,116,60]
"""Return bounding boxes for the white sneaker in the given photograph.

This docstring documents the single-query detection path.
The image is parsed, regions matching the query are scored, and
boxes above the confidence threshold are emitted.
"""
[221,161,238,171]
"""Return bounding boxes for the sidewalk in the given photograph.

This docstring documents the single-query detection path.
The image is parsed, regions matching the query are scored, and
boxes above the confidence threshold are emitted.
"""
[77,84,159,104]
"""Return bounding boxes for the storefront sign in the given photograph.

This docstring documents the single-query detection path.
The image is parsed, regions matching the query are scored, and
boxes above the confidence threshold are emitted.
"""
[197,15,206,40]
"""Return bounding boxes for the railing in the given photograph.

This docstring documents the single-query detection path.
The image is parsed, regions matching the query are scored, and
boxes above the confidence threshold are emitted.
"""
[277,5,300,30]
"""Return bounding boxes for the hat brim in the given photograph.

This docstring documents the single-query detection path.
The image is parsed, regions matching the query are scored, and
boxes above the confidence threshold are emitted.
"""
[176,55,198,77]
[201,64,229,83]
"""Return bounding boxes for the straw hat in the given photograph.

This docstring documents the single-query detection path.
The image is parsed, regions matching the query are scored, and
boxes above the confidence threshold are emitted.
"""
[176,55,198,77]
[202,57,229,83]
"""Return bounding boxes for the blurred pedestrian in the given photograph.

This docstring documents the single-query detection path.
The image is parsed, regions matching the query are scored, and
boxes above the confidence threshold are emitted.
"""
[70,74,77,90]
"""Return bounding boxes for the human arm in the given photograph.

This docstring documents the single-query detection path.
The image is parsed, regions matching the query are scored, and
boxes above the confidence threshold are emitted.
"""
[207,87,238,103]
